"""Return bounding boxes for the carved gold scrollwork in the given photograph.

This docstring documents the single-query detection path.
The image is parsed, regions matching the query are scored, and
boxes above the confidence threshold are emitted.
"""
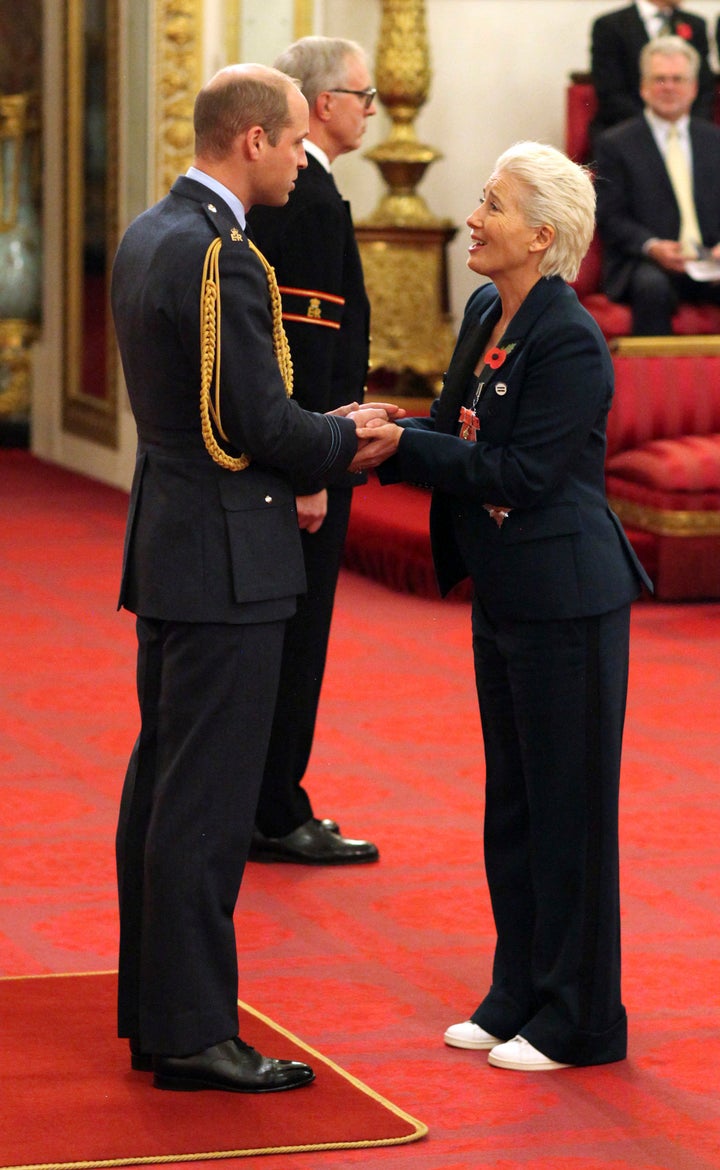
[154,0,202,200]
[359,0,457,391]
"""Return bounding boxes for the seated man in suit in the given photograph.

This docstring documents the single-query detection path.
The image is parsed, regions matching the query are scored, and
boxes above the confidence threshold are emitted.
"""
[594,35,720,335]
[590,1,713,145]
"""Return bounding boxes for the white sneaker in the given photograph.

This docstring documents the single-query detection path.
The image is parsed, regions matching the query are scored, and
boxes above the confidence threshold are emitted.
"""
[488,1035,572,1071]
[444,1020,501,1050]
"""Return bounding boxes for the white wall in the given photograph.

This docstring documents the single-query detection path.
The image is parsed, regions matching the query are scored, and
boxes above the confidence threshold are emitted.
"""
[323,0,720,320]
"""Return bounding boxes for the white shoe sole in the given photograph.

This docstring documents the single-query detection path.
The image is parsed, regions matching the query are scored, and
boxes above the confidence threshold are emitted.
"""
[487,1050,572,1071]
[444,1029,499,1051]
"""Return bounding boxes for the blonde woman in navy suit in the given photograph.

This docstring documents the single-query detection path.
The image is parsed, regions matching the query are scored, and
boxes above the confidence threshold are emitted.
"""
[355,142,652,1071]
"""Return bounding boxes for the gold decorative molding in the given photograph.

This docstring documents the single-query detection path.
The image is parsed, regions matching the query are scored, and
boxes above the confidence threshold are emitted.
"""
[609,497,720,537]
[611,335,720,356]
[362,0,447,229]
[62,0,119,448]
[357,0,456,390]
[357,224,456,391]
[0,320,38,418]
[293,0,313,39]
[154,0,203,201]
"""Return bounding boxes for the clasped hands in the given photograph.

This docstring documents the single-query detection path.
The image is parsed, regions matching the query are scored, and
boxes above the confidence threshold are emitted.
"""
[329,401,406,472]
[647,239,720,275]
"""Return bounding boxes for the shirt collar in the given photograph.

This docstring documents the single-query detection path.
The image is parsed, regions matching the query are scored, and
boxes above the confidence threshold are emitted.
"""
[303,139,331,172]
[645,107,691,142]
[185,166,247,228]
[636,0,672,30]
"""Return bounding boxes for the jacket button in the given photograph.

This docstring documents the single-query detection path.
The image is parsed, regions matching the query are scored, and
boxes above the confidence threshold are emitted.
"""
[264,495,272,503]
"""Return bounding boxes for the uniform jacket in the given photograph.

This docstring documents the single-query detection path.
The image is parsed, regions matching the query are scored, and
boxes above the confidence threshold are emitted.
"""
[248,156,370,494]
[590,3,714,139]
[111,175,358,624]
[594,115,720,300]
[379,277,651,620]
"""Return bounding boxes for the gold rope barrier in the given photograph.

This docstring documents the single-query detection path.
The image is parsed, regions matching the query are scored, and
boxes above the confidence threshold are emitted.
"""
[199,237,294,471]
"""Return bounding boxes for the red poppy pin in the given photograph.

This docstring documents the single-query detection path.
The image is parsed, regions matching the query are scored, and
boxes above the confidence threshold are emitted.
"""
[483,342,517,370]
[675,22,693,40]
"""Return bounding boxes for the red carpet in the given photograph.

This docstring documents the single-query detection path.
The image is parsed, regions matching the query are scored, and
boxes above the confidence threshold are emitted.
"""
[1,450,720,1170]
[0,973,425,1168]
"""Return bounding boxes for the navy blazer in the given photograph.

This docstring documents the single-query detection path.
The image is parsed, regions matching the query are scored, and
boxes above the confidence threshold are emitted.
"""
[111,176,358,624]
[594,115,720,301]
[379,277,651,620]
[590,4,714,139]
[248,156,370,493]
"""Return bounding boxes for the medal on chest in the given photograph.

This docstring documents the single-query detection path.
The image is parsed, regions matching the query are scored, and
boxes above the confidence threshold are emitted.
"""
[459,405,480,441]
[457,341,517,441]
[458,378,484,442]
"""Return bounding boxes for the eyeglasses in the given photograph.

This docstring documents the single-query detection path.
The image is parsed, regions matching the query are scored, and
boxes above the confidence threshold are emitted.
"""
[648,74,693,86]
[329,87,377,110]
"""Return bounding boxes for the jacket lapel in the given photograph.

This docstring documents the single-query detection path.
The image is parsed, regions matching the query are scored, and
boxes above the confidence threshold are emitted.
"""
[434,296,499,433]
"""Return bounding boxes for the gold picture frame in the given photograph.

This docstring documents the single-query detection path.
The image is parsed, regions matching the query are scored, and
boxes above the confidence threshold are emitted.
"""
[62,0,119,448]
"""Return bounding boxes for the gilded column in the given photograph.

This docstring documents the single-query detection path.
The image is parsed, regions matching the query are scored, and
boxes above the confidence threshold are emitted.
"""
[358,0,456,394]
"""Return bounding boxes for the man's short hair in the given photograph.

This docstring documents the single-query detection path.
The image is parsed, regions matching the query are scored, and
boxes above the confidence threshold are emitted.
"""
[194,66,296,158]
[273,36,367,107]
[639,35,700,82]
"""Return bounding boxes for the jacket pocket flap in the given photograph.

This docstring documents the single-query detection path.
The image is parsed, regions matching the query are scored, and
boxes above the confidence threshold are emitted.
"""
[502,502,581,544]
[217,472,290,513]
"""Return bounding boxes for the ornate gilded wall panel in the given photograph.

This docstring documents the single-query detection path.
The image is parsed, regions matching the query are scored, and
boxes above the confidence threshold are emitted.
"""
[62,0,119,448]
[154,0,203,201]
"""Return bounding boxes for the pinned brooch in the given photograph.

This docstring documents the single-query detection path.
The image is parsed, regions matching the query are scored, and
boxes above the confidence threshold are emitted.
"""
[483,341,517,370]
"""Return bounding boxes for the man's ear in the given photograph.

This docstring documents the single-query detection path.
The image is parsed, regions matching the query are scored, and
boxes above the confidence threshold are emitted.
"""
[245,124,265,159]
[315,91,333,123]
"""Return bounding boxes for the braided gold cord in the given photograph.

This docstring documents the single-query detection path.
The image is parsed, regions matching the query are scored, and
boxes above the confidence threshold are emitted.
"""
[249,239,294,397]
[199,236,293,472]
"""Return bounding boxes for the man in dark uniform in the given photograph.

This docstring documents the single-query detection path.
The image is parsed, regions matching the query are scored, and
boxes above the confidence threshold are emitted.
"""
[111,63,391,1091]
[589,0,713,146]
[247,38,380,865]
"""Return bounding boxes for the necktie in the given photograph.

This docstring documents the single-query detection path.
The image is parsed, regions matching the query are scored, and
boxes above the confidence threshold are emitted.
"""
[657,8,674,34]
[664,124,702,257]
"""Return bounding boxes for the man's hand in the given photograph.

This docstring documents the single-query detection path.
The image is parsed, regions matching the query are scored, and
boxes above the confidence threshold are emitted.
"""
[329,401,407,422]
[646,239,688,273]
[349,420,404,471]
[296,489,327,533]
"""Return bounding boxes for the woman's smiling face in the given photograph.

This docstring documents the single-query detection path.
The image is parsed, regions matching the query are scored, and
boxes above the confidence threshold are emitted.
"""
[466,171,542,281]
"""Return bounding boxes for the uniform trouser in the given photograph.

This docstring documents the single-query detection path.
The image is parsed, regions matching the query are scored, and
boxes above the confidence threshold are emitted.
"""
[116,616,285,1055]
[469,600,631,1066]
[255,486,353,837]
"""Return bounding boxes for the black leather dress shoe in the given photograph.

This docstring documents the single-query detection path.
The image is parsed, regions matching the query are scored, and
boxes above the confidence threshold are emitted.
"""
[249,818,379,865]
[153,1037,315,1092]
[317,817,340,834]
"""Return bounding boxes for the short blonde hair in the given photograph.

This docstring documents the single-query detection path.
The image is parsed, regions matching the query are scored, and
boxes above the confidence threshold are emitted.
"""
[493,141,596,282]
[640,35,700,81]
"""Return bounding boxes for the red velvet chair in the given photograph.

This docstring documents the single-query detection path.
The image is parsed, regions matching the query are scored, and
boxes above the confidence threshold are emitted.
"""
[566,75,720,340]
[605,350,720,599]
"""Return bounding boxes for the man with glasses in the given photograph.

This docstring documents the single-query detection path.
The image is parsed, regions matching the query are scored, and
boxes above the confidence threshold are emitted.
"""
[247,38,381,865]
[589,1,713,145]
[595,36,720,334]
